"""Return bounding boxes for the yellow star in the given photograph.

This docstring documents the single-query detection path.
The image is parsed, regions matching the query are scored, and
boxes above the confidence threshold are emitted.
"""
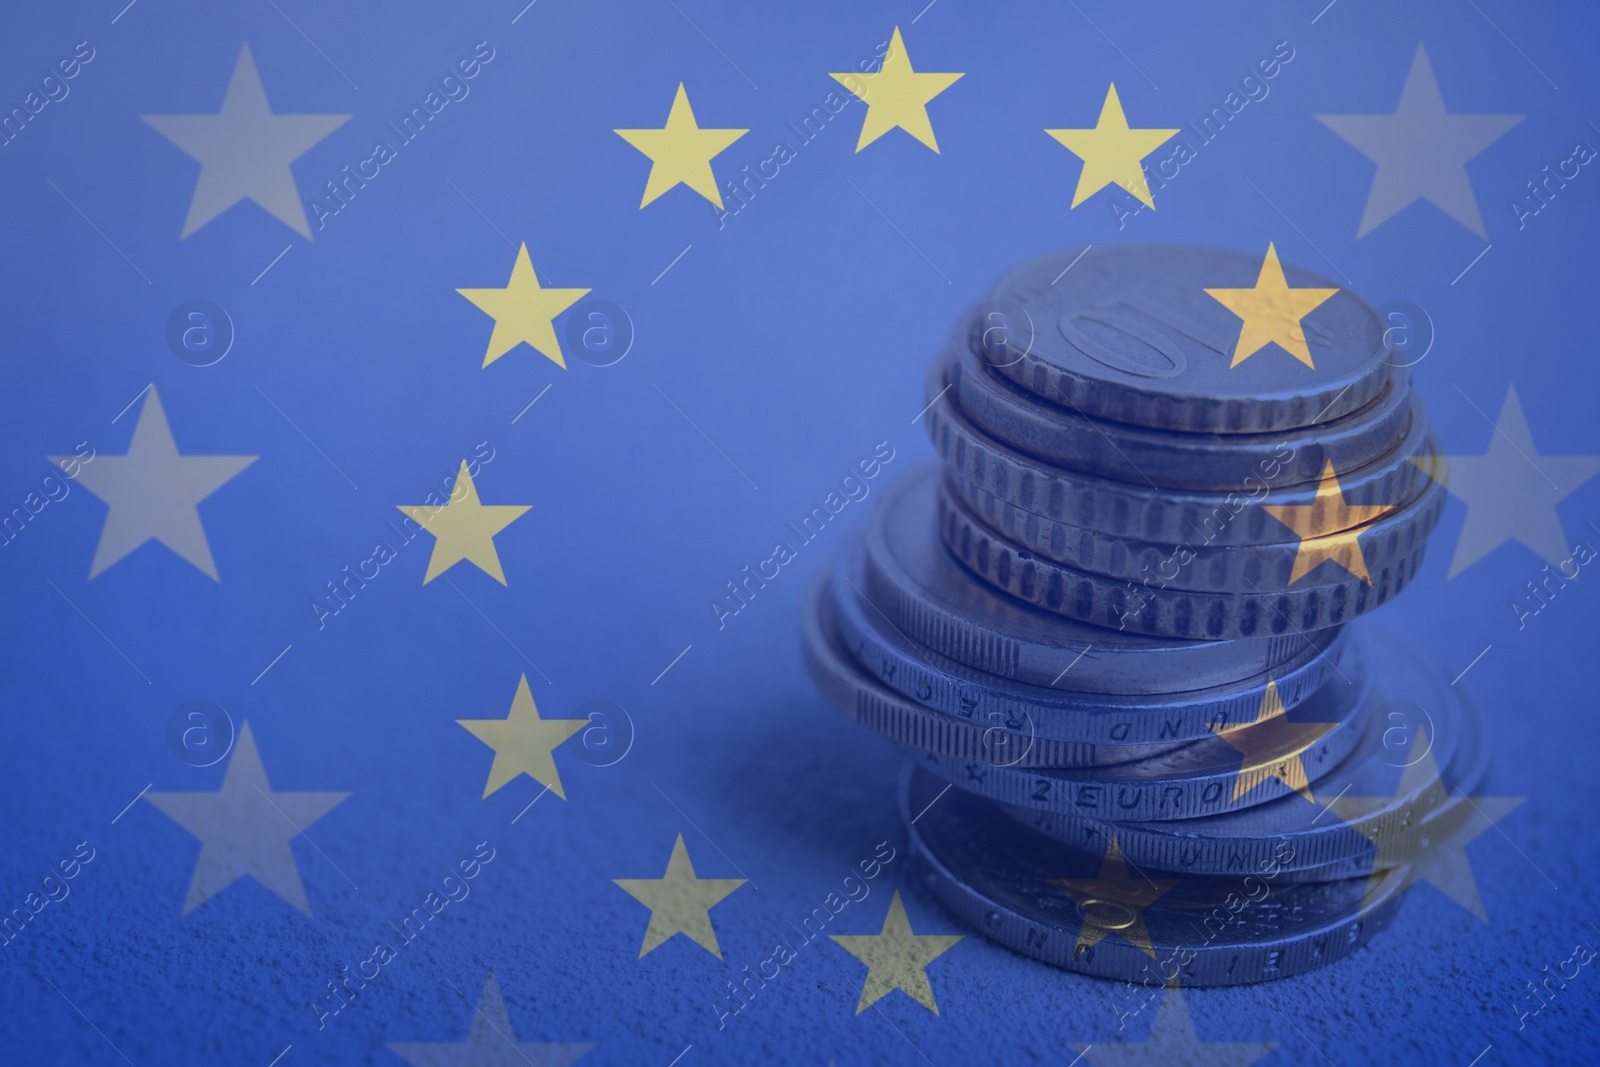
[1209,678,1338,803]
[830,27,963,152]
[1328,727,1525,921]
[1080,986,1275,1067]
[397,461,530,585]
[1261,461,1393,585]
[1204,243,1340,368]
[456,243,589,369]
[1045,83,1179,208]
[1051,837,1179,958]
[614,83,747,208]
[457,675,587,799]
[614,834,745,958]
[829,890,961,1014]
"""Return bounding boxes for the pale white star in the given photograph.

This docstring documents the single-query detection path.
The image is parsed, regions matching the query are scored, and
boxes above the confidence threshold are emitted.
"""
[142,43,349,238]
[1082,986,1274,1067]
[145,721,349,915]
[387,971,594,1066]
[1317,44,1523,238]
[50,386,255,580]
[1438,385,1600,577]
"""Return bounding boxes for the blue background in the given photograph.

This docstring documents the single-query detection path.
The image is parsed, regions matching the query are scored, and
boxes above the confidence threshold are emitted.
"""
[0,0,1596,1063]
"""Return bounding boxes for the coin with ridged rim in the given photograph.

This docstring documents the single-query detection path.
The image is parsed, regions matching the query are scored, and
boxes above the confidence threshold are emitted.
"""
[863,466,1333,691]
[943,455,1446,594]
[922,357,1440,545]
[805,563,1130,768]
[907,654,1370,822]
[827,547,1350,747]
[973,246,1389,433]
[903,761,1410,985]
[951,341,1413,491]
[938,472,1439,639]
[995,637,1473,875]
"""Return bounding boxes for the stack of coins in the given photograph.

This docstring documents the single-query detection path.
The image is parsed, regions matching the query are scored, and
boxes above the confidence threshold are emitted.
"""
[802,246,1472,986]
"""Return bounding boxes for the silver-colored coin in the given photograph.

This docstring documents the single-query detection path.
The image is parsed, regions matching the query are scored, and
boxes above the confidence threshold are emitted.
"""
[828,545,1350,748]
[862,466,1337,691]
[904,762,1410,985]
[803,566,1147,768]
[974,246,1391,434]
[998,638,1473,875]
[939,477,1439,640]
[943,453,1444,594]
[951,341,1413,491]
[910,650,1370,821]
[922,357,1439,546]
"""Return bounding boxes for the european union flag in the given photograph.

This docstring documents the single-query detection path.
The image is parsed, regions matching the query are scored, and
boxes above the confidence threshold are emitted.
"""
[2,2,1596,1064]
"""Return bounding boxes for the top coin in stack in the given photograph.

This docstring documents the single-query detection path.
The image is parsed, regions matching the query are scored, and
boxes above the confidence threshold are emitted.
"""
[952,335,1415,491]
[970,245,1393,434]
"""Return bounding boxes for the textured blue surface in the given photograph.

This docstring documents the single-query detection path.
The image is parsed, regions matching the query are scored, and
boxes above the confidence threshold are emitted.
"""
[1,1,1597,1064]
